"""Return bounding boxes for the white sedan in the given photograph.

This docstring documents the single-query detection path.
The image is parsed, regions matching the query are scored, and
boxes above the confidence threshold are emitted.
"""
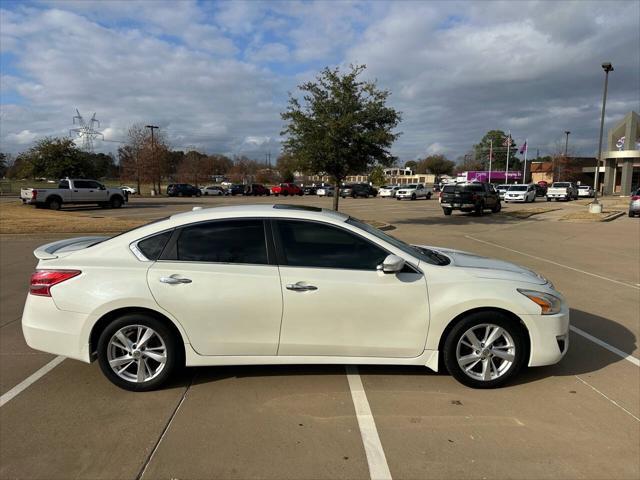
[577,185,594,197]
[504,184,536,203]
[201,185,226,196]
[22,205,569,391]
[396,184,432,200]
[119,186,137,195]
[378,185,400,198]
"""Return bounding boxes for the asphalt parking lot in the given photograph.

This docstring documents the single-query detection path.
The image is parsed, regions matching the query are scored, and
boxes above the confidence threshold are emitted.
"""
[1,195,638,479]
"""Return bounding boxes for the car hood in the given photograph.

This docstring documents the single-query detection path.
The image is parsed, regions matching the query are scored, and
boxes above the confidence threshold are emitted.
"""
[418,245,548,285]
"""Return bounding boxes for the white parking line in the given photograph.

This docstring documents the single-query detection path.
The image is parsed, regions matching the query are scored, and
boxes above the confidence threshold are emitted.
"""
[465,235,640,290]
[345,365,392,480]
[0,356,65,407]
[571,326,640,367]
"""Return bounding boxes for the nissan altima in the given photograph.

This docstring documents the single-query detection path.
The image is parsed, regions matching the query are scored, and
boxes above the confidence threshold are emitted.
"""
[22,204,569,391]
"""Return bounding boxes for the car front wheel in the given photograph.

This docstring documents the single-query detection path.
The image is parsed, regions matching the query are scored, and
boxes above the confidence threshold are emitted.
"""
[443,207,452,215]
[97,314,180,391]
[443,311,526,388]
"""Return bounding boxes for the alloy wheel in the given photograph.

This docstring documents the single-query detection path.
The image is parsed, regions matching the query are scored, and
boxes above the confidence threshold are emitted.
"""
[456,323,515,382]
[107,325,167,383]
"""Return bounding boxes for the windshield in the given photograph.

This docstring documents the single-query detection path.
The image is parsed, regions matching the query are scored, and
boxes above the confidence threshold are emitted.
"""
[347,218,450,266]
[578,186,589,189]
[553,182,570,187]
[508,186,528,191]
[497,185,509,190]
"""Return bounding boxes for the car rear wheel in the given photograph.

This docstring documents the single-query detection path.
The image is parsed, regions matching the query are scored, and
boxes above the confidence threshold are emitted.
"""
[97,314,180,391]
[411,193,416,200]
[475,202,484,215]
[443,207,452,215]
[491,202,501,213]
[47,198,62,210]
[443,312,526,388]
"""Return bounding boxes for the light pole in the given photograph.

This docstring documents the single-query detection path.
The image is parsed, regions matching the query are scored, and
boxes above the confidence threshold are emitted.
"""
[559,131,570,181]
[590,62,613,212]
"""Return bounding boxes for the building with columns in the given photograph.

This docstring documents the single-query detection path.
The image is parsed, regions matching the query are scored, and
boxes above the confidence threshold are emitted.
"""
[595,111,640,196]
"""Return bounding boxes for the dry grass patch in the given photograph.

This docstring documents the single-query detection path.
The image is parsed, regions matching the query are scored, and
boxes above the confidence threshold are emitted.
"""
[0,202,146,234]
[501,207,559,219]
[560,209,624,222]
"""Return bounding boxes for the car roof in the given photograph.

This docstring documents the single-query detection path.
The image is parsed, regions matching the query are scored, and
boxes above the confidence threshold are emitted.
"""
[170,204,349,224]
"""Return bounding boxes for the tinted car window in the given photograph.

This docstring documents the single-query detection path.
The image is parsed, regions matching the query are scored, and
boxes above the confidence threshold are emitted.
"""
[276,220,387,270]
[58,180,69,189]
[74,180,91,188]
[137,231,172,260]
[177,220,268,264]
[469,184,484,192]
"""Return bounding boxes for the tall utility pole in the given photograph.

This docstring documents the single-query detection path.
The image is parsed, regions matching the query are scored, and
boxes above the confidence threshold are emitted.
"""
[504,131,512,184]
[559,131,570,182]
[591,62,613,212]
[146,125,159,194]
[488,139,493,183]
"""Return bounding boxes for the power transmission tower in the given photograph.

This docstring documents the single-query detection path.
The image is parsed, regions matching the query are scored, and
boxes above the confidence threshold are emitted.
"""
[70,109,103,152]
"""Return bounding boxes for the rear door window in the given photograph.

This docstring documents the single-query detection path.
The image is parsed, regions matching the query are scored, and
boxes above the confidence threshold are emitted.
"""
[174,220,268,264]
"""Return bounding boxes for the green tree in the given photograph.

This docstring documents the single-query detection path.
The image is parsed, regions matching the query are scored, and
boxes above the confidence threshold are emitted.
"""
[281,65,401,210]
[404,160,417,170]
[16,137,97,179]
[276,152,298,183]
[368,165,386,186]
[0,153,7,178]
[415,154,455,179]
[473,130,520,172]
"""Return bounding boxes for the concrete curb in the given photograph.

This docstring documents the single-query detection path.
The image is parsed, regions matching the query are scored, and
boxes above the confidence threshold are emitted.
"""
[602,211,625,222]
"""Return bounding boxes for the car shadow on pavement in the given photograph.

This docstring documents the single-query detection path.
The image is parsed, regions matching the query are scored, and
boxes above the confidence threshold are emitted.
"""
[393,213,544,227]
[166,309,636,389]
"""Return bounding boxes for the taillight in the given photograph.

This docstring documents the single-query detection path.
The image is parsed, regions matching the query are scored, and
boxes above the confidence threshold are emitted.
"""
[439,191,443,199]
[32,190,38,200]
[632,195,640,201]
[29,270,81,297]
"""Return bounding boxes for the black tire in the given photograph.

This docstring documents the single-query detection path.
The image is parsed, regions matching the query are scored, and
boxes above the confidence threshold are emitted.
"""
[629,211,635,217]
[396,197,401,201]
[546,197,551,202]
[426,192,432,200]
[97,313,181,392]
[443,311,527,389]
[443,207,452,216]
[475,202,484,216]
[532,196,536,202]
[491,202,502,213]
[196,191,201,197]
[47,197,62,211]
[411,193,416,200]
[283,191,289,196]
[110,196,123,209]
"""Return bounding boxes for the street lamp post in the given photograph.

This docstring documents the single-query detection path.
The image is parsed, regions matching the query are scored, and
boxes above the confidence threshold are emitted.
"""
[559,131,570,182]
[590,62,613,213]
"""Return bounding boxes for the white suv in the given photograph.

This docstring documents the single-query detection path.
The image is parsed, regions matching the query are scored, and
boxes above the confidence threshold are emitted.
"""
[396,184,432,200]
[505,184,536,203]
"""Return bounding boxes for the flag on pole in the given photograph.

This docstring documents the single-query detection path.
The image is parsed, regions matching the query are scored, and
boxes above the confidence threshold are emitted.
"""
[519,141,527,154]
[502,134,512,147]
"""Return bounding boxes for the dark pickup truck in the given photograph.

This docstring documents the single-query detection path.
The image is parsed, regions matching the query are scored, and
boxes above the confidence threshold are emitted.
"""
[440,183,501,216]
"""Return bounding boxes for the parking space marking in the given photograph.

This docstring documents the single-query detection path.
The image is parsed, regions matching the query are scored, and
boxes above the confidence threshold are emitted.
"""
[575,375,640,422]
[346,365,392,480]
[571,326,640,367]
[0,355,64,407]
[465,235,640,290]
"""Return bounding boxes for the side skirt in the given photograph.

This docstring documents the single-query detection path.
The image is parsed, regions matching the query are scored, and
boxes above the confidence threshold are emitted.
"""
[184,345,440,372]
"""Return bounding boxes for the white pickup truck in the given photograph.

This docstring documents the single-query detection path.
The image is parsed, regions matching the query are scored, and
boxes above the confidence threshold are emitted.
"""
[21,178,127,210]
[546,182,577,202]
[395,183,433,200]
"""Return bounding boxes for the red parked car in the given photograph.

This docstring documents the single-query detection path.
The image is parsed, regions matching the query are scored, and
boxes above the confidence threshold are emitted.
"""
[271,183,303,196]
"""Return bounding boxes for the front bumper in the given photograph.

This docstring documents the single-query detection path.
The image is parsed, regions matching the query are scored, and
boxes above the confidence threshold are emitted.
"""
[396,192,414,199]
[521,306,570,367]
[22,295,91,362]
[505,196,526,202]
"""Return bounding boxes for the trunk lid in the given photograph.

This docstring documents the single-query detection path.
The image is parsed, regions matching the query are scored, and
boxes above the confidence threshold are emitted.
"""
[34,236,109,260]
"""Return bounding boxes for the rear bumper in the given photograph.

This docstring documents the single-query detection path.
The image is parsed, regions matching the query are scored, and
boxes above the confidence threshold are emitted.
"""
[521,307,570,367]
[22,295,91,362]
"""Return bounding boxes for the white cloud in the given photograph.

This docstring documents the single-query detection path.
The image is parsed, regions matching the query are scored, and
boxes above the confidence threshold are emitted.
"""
[0,0,638,164]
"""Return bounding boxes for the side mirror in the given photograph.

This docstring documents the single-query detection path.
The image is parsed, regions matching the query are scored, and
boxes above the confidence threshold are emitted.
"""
[377,254,405,274]
[100,185,106,190]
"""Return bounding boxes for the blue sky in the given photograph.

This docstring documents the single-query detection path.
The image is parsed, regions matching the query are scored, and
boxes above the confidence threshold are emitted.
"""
[1,0,639,161]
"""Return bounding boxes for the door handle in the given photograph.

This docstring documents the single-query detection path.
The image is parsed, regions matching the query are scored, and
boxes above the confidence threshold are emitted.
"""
[159,275,192,285]
[286,282,318,292]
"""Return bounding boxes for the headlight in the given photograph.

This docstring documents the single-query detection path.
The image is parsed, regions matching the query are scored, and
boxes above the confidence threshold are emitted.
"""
[518,289,562,315]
